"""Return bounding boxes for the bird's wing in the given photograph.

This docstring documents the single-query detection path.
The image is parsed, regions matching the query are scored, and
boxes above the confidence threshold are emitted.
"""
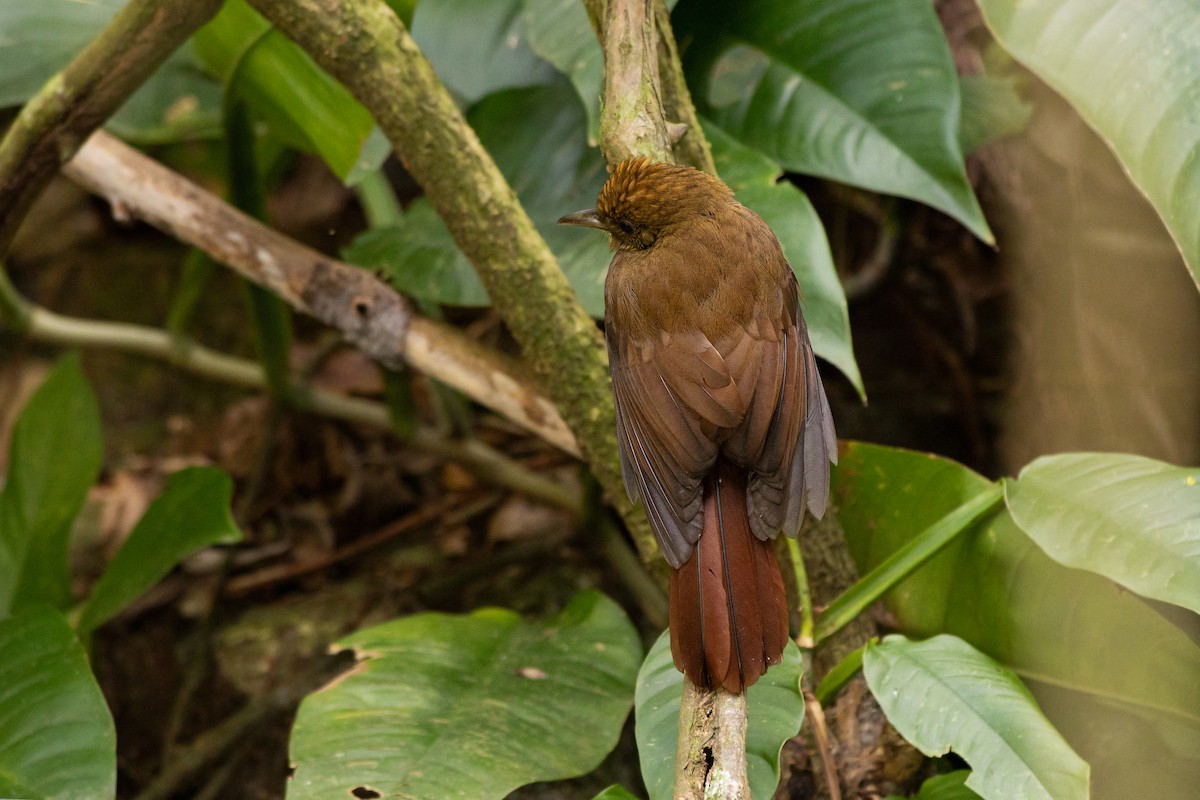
[742,271,838,539]
[607,328,742,568]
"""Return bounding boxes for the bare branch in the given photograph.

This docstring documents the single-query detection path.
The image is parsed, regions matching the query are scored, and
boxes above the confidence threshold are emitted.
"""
[600,0,672,164]
[63,131,578,459]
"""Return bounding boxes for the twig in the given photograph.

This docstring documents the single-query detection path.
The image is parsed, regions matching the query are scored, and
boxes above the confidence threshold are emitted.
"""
[243,0,647,555]
[63,131,579,459]
[0,0,222,254]
[0,270,578,514]
[804,690,843,800]
[223,492,490,598]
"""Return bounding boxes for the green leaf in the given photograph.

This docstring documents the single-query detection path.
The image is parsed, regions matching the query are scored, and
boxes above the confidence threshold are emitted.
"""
[865,635,1089,800]
[592,786,642,800]
[886,770,981,800]
[704,120,862,395]
[523,0,604,144]
[0,1,220,142]
[813,644,865,706]
[0,607,116,800]
[412,0,556,104]
[976,0,1200,287]
[0,355,103,617]
[0,0,123,107]
[76,467,241,636]
[1005,453,1200,615]
[957,72,1030,155]
[815,482,1003,643]
[193,0,380,180]
[680,0,991,242]
[834,443,1200,761]
[287,590,642,800]
[345,80,612,314]
[635,631,803,800]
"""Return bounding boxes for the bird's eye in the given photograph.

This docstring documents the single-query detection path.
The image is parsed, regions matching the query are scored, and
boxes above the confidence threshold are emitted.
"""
[616,220,634,235]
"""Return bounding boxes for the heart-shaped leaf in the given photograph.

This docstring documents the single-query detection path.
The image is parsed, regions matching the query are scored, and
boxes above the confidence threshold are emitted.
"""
[287,591,642,799]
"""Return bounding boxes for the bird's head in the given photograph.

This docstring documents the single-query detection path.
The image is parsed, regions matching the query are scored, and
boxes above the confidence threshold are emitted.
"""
[558,157,734,251]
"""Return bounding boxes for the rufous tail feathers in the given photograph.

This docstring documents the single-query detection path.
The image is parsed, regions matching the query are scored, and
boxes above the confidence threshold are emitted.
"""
[668,460,789,693]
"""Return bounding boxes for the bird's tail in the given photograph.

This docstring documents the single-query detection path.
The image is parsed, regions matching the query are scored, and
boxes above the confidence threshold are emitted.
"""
[668,460,789,693]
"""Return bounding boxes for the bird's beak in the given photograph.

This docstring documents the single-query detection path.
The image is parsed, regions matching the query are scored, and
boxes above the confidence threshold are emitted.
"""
[557,208,605,230]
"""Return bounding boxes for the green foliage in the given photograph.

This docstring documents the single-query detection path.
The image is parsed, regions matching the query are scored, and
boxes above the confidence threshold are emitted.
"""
[1006,453,1200,613]
[977,0,1200,286]
[678,0,992,242]
[0,1,221,142]
[0,355,102,616]
[193,0,383,181]
[835,443,1200,786]
[76,467,241,635]
[0,607,116,800]
[865,635,1089,800]
[287,591,642,800]
[0,364,240,799]
[886,771,981,800]
[635,632,804,800]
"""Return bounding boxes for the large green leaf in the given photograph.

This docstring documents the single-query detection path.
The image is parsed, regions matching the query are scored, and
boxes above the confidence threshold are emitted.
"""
[634,631,803,800]
[865,635,1088,800]
[0,355,103,617]
[412,0,556,104]
[679,0,991,242]
[0,1,220,141]
[976,0,1200,287]
[287,590,641,800]
[835,443,1200,790]
[76,467,241,636]
[193,0,380,181]
[705,120,861,395]
[1005,453,1200,614]
[0,607,115,800]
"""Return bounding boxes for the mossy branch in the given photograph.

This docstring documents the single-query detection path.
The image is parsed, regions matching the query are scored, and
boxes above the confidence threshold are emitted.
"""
[243,0,654,559]
[0,0,223,255]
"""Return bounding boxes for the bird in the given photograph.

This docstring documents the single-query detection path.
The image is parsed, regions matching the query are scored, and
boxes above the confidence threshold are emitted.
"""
[559,157,837,693]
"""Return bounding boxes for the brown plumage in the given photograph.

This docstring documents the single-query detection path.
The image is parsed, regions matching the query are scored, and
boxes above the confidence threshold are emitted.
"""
[559,158,837,692]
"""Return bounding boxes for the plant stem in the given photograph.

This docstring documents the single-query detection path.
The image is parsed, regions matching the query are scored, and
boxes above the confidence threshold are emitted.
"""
[786,536,815,648]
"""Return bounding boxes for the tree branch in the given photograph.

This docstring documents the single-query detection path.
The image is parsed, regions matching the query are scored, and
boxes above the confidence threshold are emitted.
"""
[242,0,654,557]
[0,0,223,255]
[595,0,749,795]
[63,131,578,459]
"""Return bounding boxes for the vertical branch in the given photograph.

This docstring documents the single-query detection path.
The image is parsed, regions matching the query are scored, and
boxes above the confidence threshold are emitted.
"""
[243,0,654,558]
[0,0,224,254]
[599,0,672,165]
[596,0,750,796]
